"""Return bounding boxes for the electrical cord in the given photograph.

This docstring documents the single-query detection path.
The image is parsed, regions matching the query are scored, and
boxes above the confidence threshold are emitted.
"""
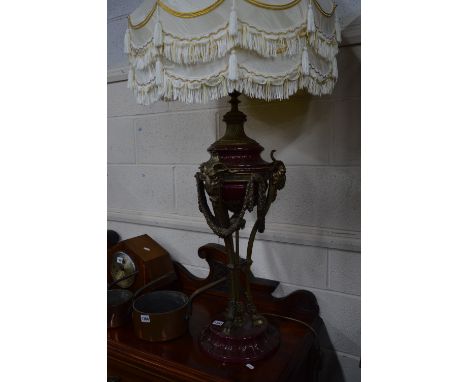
[261,312,317,337]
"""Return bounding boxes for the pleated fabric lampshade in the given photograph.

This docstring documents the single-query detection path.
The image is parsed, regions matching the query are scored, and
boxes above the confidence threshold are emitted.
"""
[124,0,341,104]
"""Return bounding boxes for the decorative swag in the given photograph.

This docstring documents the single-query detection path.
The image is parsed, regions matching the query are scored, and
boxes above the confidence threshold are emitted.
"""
[125,0,341,104]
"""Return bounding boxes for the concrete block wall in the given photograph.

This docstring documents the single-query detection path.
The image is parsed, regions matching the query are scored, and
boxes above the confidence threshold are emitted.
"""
[108,2,361,381]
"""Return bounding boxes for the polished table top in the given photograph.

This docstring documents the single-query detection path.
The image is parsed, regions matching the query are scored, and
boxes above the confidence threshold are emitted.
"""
[108,247,321,382]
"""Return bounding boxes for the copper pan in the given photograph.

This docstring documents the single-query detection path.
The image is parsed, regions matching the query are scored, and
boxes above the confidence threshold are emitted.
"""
[132,276,227,342]
[107,272,173,329]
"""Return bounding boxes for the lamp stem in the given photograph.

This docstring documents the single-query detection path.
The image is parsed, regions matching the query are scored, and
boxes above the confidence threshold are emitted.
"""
[196,91,286,361]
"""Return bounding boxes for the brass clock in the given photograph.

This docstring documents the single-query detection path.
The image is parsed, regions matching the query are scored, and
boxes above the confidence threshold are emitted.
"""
[110,251,137,289]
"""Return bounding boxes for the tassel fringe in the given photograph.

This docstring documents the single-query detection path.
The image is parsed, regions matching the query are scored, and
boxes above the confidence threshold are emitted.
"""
[229,0,238,37]
[229,10,238,36]
[127,66,134,88]
[228,50,238,81]
[307,3,316,34]
[332,57,338,78]
[155,57,163,85]
[128,21,338,68]
[124,29,130,54]
[335,14,341,43]
[301,48,310,75]
[153,20,163,47]
[127,62,336,105]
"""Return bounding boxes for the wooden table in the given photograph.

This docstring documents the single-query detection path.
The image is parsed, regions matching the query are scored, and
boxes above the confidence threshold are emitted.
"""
[108,244,323,382]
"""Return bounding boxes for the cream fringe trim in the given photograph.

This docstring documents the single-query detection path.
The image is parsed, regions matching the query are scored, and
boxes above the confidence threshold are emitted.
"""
[127,22,338,68]
[128,64,337,105]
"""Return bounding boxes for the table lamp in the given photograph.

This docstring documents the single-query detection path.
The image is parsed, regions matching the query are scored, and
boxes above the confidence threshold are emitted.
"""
[124,0,341,363]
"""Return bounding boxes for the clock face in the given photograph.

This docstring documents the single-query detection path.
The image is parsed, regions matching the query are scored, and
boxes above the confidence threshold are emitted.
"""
[110,251,137,289]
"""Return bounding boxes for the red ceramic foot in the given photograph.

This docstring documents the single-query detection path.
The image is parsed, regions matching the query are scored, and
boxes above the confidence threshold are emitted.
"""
[199,314,280,363]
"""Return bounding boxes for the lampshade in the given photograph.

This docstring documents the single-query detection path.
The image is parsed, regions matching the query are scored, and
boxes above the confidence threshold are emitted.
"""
[125,0,341,104]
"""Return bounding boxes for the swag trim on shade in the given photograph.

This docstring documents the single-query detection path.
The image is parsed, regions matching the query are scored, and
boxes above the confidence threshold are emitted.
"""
[128,52,338,104]
[127,22,338,67]
[130,65,337,104]
[128,0,336,29]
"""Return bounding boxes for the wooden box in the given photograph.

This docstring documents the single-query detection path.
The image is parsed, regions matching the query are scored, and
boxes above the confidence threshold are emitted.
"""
[107,234,175,292]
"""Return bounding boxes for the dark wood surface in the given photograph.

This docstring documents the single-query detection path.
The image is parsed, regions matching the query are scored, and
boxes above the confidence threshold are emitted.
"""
[108,244,322,382]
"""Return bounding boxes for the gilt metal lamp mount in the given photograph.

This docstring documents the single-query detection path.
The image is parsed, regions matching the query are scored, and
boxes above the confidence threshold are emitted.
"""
[195,91,286,361]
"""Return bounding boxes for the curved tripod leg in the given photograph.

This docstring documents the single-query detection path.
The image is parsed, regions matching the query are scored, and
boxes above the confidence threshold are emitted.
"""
[212,203,245,333]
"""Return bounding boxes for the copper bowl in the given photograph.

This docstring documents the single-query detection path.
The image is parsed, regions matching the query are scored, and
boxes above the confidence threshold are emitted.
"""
[107,289,133,328]
[132,277,227,342]
[107,271,171,329]
[132,290,190,342]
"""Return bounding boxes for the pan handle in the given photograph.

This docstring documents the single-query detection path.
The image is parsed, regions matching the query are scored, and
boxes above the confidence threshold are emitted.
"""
[186,276,227,319]
[133,272,177,300]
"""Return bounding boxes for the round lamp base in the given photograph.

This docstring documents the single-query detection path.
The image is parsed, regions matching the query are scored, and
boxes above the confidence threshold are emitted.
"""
[199,315,280,363]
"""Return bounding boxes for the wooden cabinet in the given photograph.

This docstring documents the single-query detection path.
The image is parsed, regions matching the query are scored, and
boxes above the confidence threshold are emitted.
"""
[108,244,322,382]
